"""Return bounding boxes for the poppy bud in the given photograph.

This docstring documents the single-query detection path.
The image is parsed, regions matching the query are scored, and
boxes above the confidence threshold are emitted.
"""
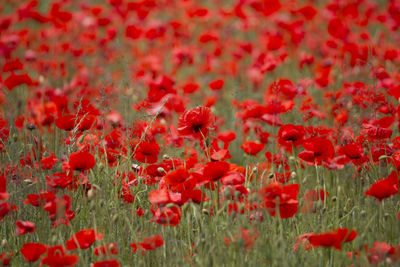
[87,189,95,201]
[1,239,6,247]
[23,179,34,184]
[157,167,166,173]
[162,154,170,159]
[290,172,297,179]
[51,234,58,244]
[202,209,209,215]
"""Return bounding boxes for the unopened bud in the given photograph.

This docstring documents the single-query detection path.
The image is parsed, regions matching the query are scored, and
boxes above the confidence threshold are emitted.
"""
[112,214,118,223]
[157,167,166,174]
[87,189,95,200]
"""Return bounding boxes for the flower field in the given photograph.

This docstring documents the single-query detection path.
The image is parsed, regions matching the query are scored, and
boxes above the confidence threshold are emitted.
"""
[1,0,400,266]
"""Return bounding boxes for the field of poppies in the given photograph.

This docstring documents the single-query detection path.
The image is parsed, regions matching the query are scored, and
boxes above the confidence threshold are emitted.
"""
[1,0,400,266]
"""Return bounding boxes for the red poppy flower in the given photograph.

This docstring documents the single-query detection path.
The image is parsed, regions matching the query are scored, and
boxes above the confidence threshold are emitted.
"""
[92,259,120,267]
[182,82,199,94]
[0,202,11,220]
[131,140,159,164]
[139,234,164,251]
[41,154,58,170]
[15,220,35,236]
[308,228,357,250]
[0,252,13,266]
[209,79,224,90]
[150,206,181,226]
[163,167,195,192]
[20,243,47,262]
[240,141,265,155]
[41,245,79,267]
[217,130,237,144]
[23,191,55,207]
[298,137,334,165]
[338,143,368,165]
[66,229,103,250]
[55,115,97,132]
[0,173,8,201]
[126,25,142,39]
[46,172,74,189]
[4,72,33,90]
[55,115,77,131]
[69,151,96,171]
[202,161,230,183]
[130,234,164,253]
[178,106,214,139]
[2,59,23,72]
[362,124,392,140]
[327,17,348,39]
[221,171,245,185]
[277,124,305,151]
[94,243,119,256]
[258,182,299,218]
[365,171,398,201]
[147,75,176,102]
[149,187,173,206]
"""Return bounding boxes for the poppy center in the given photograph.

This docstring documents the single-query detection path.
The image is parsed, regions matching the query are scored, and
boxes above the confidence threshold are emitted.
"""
[192,124,203,133]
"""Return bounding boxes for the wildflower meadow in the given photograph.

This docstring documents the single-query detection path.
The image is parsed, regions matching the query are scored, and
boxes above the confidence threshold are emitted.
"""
[0,0,400,266]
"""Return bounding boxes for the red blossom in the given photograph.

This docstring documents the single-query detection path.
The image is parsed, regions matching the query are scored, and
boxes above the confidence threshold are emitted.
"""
[178,106,214,139]
[66,229,103,250]
[308,228,357,250]
[258,182,299,219]
[41,245,79,267]
[130,234,164,253]
[365,171,399,201]
[240,141,265,156]
[15,220,35,236]
[20,243,47,262]
[69,151,96,172]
